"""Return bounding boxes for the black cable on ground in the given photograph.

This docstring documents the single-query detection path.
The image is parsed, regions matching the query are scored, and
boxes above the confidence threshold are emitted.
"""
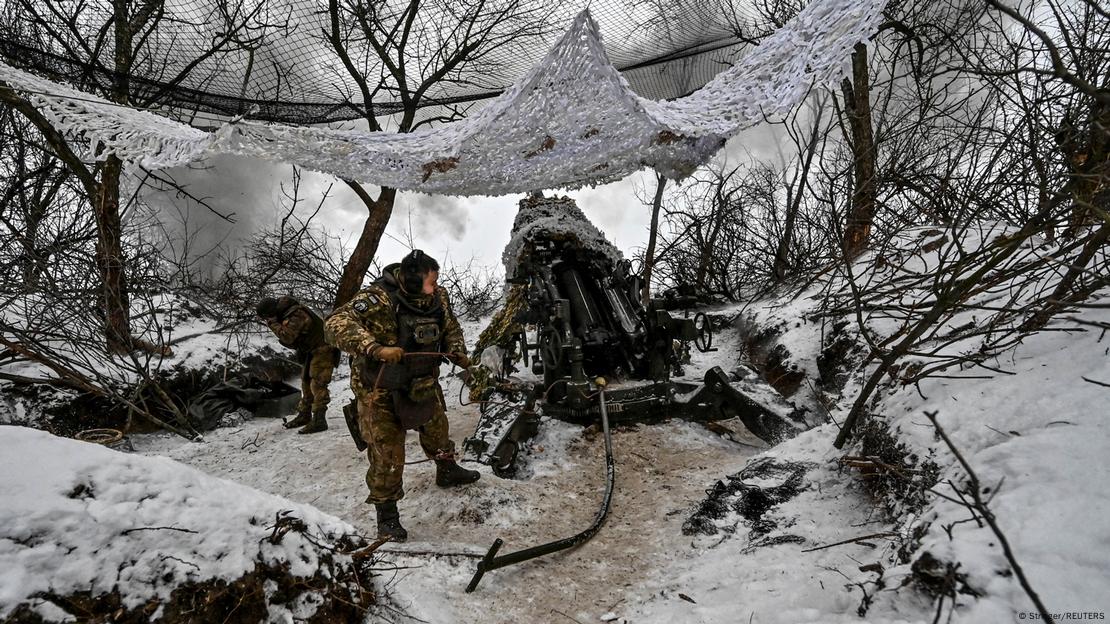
[465,383,615,593]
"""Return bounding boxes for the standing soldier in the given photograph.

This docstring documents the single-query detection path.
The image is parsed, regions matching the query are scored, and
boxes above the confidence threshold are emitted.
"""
[256,296,338,434]
[325,250,479,541]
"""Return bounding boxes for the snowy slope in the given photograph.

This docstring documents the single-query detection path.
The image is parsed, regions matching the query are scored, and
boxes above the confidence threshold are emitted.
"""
[0,426,376,622]
[881,304,1110,620]
[684,225,1110,622]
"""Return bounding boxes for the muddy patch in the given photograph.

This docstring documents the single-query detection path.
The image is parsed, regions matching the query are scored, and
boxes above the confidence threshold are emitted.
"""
[683,457,811,538]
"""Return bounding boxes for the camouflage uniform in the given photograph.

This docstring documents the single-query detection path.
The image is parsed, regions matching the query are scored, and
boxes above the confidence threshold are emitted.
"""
[266,301,338,415]
[325,271,467,504]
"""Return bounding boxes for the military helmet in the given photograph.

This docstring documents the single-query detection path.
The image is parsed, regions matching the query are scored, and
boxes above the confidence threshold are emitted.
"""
[400,249,440,293]
[274,295,298,315]
[256,297,279,319]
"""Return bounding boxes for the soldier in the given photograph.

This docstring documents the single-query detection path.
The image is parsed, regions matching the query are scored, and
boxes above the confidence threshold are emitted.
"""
[256,296,338,434]
[325,250,480,541]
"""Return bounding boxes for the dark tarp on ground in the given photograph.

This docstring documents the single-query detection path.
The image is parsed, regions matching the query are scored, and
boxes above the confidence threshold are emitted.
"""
[186,377,300,431]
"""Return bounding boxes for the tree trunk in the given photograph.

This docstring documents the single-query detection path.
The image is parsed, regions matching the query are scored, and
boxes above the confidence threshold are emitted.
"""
[642,173,666,305]
[333,184,397,307]
[95,155,133,353]
[93,0,133,352]
[1062,100,1109,238]
[842,43,877,259]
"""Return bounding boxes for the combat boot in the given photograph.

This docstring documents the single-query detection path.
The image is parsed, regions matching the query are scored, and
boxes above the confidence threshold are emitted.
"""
[284,408,311,429]
[298,409,328,434]
[374,501,408,542]
[435,459,481,487]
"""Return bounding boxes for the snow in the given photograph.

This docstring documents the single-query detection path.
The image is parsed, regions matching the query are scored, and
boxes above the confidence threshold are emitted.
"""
[128,359,915,623]
[621,308,1109,622]
[0,425,364,621]
[502,195,625,278]
[0,0,885,195]
[706,224,1110,622]
[625,426,932,624]
[4,220,1107,622]
[880,306,1110,620]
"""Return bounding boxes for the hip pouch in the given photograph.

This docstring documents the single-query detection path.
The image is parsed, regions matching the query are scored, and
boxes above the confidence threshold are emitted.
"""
[407,374,438,403]
[391,375,439,430]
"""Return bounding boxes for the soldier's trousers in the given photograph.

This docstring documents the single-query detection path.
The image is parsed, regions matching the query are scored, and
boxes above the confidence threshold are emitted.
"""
[298,346,339,414]
[356,385,455,504]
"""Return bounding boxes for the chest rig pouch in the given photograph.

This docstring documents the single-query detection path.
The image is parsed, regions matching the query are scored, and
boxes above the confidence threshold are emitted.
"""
[361,289,446,429]
[401,315,442,350]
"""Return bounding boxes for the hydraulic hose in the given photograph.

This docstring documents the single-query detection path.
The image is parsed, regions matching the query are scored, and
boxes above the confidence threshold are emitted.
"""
[465,383,616,592]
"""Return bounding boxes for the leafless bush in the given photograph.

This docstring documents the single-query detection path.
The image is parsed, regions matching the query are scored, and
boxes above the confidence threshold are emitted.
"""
[827,0,1110,446]
[155,166,349,324]
[439,259,504,321]
[0,143,200,437]
[645,150,831,300]
[0,124,345,437]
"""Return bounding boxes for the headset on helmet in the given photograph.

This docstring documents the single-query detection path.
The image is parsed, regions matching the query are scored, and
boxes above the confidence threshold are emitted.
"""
[399,249,439,293]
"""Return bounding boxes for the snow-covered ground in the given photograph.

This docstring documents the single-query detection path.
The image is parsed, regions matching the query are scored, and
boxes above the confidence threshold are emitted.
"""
[0,426,376,622]
[4,225,1108,623]
[878,303,1110,621]
[127,345,935,623]
[130,367,773,622]
[726,226,1110,623]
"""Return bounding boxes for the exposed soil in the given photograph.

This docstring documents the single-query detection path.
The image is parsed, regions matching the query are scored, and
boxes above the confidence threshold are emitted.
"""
[815,319,866,393]
[133,369,769,623]
[683,457,811,538]
[735,316,807,398]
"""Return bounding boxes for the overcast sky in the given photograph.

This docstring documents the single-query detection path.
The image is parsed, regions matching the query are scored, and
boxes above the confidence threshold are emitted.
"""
[148,116,792,284]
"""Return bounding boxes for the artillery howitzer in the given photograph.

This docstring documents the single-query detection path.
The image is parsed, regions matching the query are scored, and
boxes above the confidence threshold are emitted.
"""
[462,195,805,476]
[460,195,806,591]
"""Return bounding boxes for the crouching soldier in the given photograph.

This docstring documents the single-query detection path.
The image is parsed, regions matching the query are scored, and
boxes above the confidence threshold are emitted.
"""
[325,250,479,541]
[256,296,338,434]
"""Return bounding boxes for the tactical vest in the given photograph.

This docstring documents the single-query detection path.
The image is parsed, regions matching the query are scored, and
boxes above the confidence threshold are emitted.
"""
[359,277,447,392]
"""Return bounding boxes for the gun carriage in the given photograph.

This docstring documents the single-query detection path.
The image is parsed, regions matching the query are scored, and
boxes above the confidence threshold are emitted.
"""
[462,195,805,476]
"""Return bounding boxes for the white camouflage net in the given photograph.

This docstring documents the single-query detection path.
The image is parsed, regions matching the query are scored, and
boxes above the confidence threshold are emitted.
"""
[0,0,885,196]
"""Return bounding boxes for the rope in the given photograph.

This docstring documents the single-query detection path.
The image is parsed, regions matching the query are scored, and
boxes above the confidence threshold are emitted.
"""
[367,350,467,464]
[369,350,458,394]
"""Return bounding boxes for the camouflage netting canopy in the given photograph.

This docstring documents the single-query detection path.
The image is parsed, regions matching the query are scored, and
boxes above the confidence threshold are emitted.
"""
[0,0,784,125]
[0,0,886,195]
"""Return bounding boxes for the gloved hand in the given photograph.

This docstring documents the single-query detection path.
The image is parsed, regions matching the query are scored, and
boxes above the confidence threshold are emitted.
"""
[447,352,471,368]
[375,346,405,364]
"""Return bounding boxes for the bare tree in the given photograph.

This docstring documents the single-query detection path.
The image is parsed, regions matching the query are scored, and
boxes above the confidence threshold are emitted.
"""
[438,258,503,321]
[640,172,667,304]
[839,42,879,258]
[0,0,282,352]
[0,107,90,293]
[323,0,552,307]
[827,0,1110,447]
